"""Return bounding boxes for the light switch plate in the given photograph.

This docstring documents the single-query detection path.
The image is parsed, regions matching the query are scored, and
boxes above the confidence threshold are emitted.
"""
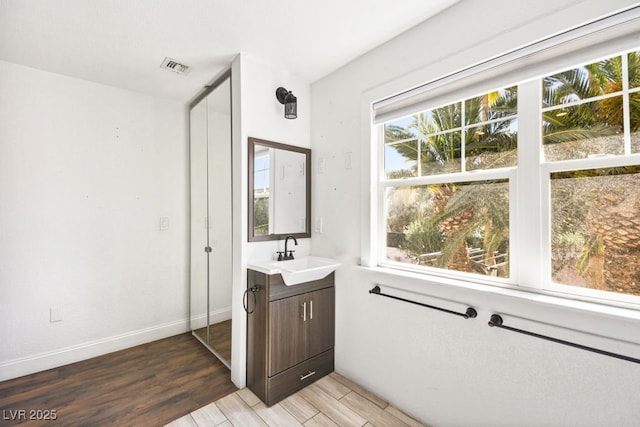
[344,152,352,169]
[159,217,170,231]
[318,157,325,174]
[50,307,63,323]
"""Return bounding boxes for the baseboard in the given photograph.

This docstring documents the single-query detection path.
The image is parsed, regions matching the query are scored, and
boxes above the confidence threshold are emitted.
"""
[190,307,232,330]
[0,318,190,382]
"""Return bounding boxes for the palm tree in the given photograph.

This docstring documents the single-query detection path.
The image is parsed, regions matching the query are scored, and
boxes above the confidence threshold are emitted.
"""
[429,180,510,275]
[541,54,637,148]
[465,87,518,170]
[386,90,515,275]
[547,52,640,295]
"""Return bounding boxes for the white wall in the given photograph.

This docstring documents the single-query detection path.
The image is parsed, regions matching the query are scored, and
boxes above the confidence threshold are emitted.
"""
[0,60,188,381]
[230,53,311,386]
[311,1,640,426]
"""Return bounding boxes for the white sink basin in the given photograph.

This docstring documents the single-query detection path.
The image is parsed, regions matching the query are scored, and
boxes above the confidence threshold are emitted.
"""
[248,256,341,286]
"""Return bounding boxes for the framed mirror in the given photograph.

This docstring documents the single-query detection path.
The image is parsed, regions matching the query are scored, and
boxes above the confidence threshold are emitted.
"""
[248,137,311,241]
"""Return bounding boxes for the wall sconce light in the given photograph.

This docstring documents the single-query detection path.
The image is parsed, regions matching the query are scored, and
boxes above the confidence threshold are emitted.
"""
[276,87,297,119]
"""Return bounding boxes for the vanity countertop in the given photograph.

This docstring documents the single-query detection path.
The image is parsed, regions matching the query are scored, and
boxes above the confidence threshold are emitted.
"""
[247,256,340,286]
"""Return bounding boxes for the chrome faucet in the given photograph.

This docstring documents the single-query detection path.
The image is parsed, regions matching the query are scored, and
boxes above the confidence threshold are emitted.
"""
[277,235,298,261]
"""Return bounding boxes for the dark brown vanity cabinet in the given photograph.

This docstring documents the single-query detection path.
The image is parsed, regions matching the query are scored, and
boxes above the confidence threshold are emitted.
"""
[246,269,335,406]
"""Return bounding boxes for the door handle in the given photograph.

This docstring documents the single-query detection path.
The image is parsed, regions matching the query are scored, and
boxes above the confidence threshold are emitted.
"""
[303,302,307,322]
[310,300,313,320]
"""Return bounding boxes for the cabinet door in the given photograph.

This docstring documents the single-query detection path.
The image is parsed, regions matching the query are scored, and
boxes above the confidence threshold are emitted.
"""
[305,287,335,358]
[269,294,307,376]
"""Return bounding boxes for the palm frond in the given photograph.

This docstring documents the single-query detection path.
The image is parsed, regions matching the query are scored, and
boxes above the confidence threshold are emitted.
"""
[576,236,604,275]
[543,124,618,145]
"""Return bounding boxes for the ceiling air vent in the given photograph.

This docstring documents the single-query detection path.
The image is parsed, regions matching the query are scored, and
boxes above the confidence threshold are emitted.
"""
[160,57,191,75]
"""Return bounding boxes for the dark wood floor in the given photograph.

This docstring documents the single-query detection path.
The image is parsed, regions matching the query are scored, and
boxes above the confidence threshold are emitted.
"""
[0,333,237,426]
[194,319,232,367]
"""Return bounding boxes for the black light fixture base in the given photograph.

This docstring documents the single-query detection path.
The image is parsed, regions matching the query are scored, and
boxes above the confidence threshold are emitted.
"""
[276,87,290,104]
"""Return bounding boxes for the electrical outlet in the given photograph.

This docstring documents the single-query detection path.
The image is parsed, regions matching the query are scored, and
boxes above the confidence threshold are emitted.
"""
[315,217,323,233]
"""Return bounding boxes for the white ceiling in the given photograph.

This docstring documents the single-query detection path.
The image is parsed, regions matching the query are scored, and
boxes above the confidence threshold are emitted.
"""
[0,0,459,102]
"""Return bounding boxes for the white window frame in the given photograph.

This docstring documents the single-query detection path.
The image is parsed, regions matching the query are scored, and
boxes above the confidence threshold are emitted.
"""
[366,7,640,309]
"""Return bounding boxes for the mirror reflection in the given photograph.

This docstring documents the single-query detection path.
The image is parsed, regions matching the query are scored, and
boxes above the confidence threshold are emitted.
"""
[248,137,311,241]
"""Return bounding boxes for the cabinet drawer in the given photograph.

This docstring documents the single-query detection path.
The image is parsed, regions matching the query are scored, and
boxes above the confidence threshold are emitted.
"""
[266,349,334,406]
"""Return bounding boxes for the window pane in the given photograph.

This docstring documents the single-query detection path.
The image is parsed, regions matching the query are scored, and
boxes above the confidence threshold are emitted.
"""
[550,166,640,297]
[465,86,517,124]
[628,49,640,151]
[419,130,462,175]
[632,92,640,154]
[543,56,623,108]
[254,155,270,190]
[414,105,463,176]
[253,196,269,235]
[543,98,624,161]
[428,103,462,130]
[629,50,640,89]
[466,119,518,170]
[385,140,418,178]
[384,117,418,178]
[384,105,463,178]
[385,180,509,277]
[253,154,270,235]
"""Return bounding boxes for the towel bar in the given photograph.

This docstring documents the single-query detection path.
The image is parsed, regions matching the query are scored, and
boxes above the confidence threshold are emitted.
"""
[369,285,477,319]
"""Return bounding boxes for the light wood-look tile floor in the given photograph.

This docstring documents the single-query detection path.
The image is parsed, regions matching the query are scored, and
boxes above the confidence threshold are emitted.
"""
[165,372,427,427]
